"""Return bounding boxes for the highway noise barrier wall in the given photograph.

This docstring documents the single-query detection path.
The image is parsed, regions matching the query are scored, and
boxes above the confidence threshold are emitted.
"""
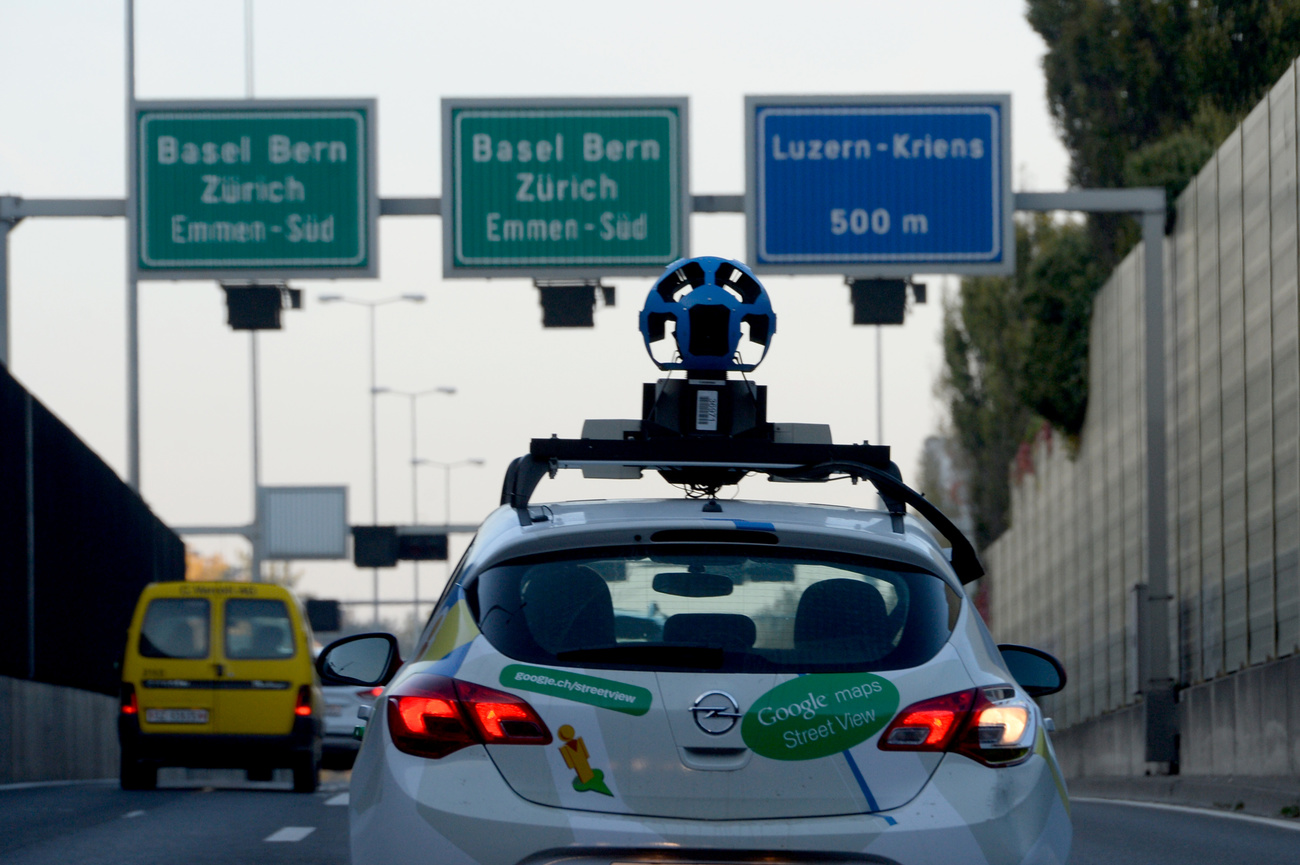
[986,58,1300,777]
[0,364,184,698]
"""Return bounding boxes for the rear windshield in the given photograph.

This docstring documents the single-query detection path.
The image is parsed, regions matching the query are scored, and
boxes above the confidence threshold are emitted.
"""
[471,546,960,673]
[224,599,296,660]
[139,598,210,659]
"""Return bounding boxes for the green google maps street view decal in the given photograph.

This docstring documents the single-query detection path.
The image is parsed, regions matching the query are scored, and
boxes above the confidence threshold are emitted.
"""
[741,673,900,761]
[500,664,652,716]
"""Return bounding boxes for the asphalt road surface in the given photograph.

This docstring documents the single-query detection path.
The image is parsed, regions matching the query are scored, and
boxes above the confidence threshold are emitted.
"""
[1,775,1297,864]
[0,770,350,865]
[1069,798,1299,864]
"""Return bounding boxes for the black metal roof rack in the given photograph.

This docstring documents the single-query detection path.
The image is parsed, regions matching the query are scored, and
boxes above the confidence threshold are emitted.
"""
[499,437,984,585]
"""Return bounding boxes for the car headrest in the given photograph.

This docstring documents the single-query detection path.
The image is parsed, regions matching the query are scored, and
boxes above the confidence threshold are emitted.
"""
[521,564,615,654]
[793,578,893,657]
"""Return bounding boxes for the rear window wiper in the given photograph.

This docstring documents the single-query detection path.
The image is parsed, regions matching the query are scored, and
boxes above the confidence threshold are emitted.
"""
[556,644,725,669]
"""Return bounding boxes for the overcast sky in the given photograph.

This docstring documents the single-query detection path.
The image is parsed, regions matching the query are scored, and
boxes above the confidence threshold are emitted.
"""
[0,0,1068,628]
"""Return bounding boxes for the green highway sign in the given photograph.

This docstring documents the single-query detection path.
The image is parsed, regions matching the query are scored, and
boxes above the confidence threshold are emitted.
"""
[442,98,689,278]
[134,100,378,279]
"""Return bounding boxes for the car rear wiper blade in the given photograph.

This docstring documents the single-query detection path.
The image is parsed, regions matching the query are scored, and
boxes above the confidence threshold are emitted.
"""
[556,644,725,669]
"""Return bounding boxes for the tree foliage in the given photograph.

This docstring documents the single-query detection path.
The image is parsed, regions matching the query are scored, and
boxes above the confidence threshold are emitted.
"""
[941,2,1300,552]
[943,217,1099,551]
[1029,0,1300,264]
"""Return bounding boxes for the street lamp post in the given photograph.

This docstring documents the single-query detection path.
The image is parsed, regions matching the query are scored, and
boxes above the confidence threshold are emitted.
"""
[376,386,457,619]
[318,292,425,624]
[422,458,487,580]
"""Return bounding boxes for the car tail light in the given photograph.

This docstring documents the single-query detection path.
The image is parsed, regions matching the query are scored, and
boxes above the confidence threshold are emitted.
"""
[879,688,974,750]
[386,674,551,759]
[879,686,1035,767]
[295,685,313,717]
[120,683,138,716]
[357,686,383,700]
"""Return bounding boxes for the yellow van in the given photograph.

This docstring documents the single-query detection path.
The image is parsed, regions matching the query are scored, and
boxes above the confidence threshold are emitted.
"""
[118,580,322,791]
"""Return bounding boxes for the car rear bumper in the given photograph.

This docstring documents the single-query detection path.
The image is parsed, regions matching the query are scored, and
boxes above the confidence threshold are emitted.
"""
[119,715,321,768]
[348,727,1071,865]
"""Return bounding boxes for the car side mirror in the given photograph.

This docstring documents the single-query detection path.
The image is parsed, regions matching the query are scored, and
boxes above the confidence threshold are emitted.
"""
[997,644,1067,697]
[317,632,402,687]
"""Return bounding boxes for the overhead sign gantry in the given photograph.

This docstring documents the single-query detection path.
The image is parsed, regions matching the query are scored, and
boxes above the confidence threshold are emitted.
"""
[134,99,378,279]
[441,97,689,278]
[745,94,1013,276]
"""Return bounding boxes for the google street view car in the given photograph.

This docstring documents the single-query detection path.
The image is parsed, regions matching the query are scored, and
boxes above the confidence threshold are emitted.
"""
[319,257,1071,865]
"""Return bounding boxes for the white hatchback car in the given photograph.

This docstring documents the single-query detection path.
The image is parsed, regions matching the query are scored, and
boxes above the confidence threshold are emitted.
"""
[320,492,1070,865]
[317,255,1071,865]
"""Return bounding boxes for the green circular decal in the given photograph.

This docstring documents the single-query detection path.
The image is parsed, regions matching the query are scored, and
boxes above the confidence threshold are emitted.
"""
[741,673,900,761]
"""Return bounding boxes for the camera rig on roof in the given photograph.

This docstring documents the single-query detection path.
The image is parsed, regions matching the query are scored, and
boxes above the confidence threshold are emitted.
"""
[499,256,984,584]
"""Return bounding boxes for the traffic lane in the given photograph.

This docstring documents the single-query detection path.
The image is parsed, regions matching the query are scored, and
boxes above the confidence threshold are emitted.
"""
[1071,798,1299,864]
[0,774,349,865]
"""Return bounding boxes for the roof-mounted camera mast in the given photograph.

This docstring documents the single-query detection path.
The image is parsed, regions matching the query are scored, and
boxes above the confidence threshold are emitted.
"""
[500,255,983,583]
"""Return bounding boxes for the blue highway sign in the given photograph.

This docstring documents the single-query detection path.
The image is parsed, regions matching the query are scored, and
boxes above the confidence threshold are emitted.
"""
[746,95,1013,276]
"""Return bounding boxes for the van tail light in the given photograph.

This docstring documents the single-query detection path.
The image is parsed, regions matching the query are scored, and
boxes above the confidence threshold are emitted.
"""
[879,686,1035,767]
[120,683,138,716]
[386,674,551,760]
[294,685,313,717]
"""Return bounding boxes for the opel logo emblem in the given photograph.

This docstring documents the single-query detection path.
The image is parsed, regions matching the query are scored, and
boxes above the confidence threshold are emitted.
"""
[691,690,741,735]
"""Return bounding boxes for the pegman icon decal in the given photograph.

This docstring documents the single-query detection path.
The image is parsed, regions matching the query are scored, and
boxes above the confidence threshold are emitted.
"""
[557,724,612,796]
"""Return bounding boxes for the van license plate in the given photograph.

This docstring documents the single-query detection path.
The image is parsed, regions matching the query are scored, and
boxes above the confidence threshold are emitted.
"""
[146,708,209,724]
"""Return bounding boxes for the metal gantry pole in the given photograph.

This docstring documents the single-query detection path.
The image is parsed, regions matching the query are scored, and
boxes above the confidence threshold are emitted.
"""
[242,2,265,582]
[876,325,883,444]
[369,303,379,624]
[125,0,140,492]
[0,207,14,367]
[250,332,263,581]
[1012,188,1173,765]
[1140,208,1175,762]
[243,0,255,98]
[409,392,420,619]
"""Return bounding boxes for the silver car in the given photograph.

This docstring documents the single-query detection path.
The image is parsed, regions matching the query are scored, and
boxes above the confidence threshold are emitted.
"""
[316,255,1071,865]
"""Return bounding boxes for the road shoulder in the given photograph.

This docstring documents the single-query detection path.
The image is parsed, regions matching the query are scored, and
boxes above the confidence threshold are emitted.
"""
[1067,775,1300,820]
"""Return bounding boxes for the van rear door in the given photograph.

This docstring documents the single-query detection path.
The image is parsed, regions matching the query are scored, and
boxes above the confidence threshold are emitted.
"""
[135,596,217,734]
[215,596,301,735]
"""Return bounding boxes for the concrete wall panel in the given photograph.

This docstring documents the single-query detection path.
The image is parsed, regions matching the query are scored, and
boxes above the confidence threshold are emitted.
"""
[1218,131,1250,673]
[1197,157,1226,678]
[0,676,117,784]
[1174,186,1204,685]
[1274,63,1300,658]
[987,60,1300,776]
[1243,99,1277,666]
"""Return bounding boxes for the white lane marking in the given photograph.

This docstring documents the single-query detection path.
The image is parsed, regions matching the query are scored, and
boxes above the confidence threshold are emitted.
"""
[324,793,349,806]
[1073,796,1300,831]
[264,826,316,842]
[123,810,146,819]
[0,779,116,792]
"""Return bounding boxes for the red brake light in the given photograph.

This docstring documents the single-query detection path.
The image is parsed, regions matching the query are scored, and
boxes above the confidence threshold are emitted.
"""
[386,674,551,759]
[294,685,313,717]
[357,686,383,699]
[879,686,1035,767]
[879,688,974,751]
[120,683,138,715]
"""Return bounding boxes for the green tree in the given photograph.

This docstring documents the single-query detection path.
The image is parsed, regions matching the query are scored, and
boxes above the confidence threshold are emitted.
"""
[941,1,1300,552]
[942,224,1036,551]
[1030,0,1300,267]
[1017,218,1105,436]
[942,217,1099,550]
